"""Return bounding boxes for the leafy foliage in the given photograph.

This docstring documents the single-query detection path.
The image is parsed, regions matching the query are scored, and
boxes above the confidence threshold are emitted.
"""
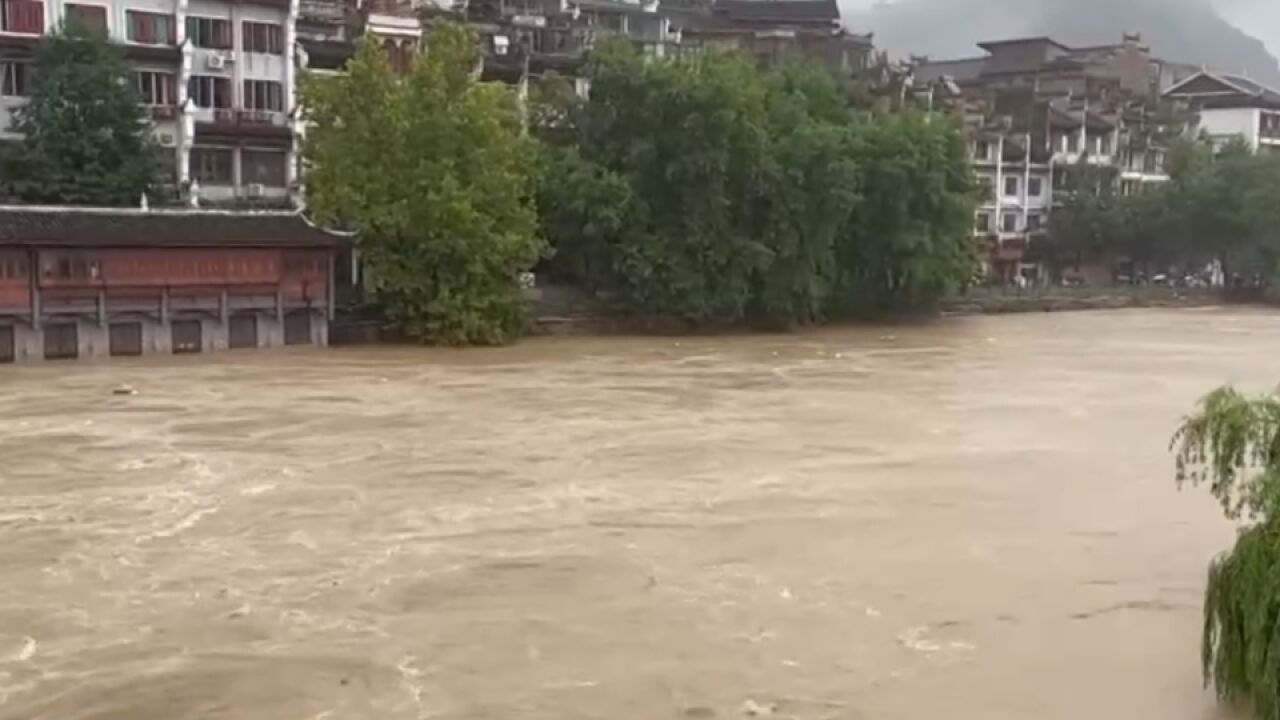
[301,23,544,344]
[537,44,977,326]
[5,23,156,205]
[1173,387,1280,718]
[838,112,976,312]
[1044,138,1280,283]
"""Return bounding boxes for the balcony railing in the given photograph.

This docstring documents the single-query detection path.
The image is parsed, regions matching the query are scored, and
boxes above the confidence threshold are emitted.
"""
[237,109,286,126]
[1,0,45,34]
[147,105,178,120]
[202,107,288,129]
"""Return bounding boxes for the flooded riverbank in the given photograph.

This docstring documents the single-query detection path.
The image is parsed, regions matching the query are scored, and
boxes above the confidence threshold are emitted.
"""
[0,309,1267,719]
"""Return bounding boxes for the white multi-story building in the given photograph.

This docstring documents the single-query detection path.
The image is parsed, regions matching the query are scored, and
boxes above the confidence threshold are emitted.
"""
[1165,70,1280,155]
[1,0,299,205]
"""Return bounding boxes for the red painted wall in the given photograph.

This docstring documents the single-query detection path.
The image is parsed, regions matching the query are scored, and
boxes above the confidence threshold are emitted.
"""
[32,249,328,303]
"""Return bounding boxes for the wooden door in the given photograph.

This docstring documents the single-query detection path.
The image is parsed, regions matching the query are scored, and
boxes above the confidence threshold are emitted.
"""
[0,325,13,363]
[171,319,202,354]
[229,314,258,349]
[109,322,143,356]
[284,311,311,346]
[43,323,78,360]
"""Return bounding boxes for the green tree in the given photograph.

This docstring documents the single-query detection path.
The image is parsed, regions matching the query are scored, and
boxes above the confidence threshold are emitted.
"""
[6,22,155,205]
[838,112,976,311]
[301,23,544,344]
[1173,387,1280,719]
[1043,162,1123,275]
[538,45,977,325]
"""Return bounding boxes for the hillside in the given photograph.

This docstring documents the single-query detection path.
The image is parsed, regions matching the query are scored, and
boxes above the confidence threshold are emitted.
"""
[851,0,1280,85]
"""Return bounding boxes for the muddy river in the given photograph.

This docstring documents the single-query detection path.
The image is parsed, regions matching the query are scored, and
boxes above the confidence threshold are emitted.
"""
[0,308,1270,719]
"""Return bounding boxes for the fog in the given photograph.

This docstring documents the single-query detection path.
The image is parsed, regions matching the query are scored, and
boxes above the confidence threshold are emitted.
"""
[841,0,1280,83]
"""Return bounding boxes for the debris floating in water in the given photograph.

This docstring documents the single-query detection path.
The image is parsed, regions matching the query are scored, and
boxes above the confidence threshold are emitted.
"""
[112,385,137,396]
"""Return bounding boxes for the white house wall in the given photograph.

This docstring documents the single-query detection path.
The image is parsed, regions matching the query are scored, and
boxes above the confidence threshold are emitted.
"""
[1198,107,1261,149]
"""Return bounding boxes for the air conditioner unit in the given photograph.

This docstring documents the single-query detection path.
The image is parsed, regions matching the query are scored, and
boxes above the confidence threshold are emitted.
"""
[158,132,177,147]
[245,183,266,198]
[206,54,227,70]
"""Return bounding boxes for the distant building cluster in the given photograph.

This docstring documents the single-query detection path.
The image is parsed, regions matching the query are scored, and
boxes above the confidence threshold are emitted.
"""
[909,34,1280,281]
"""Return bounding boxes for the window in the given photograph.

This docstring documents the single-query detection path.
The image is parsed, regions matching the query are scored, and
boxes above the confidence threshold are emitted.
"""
[1,0,44,33]
[242,21,284,54]
[46,254,100,281]
[134,71,176,106]
[1004,176,1018,197]
[1067,132,1080,153]
[974,212,991,233]
[1026,213,1043,232]
[65,3,107,33]
[151,146,176,181]
[191,147,233,184]
[1,61,30,97]
[242,79,283,112]
[1001,213,1018,233]
[1097,134,1112,155]
[126,11,175,45]
[974,140,990,160]
[242,148,287,187]
[1028,177,1043,198]
[188,75,231,109]
[0,256,28,279]
[186,16,231,49]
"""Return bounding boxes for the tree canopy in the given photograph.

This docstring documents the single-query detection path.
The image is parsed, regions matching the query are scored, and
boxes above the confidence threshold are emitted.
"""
[1173,387,1280,719]
[301,23,544,344]
[1044,138,1280,283]
[3,22,156,205]
[537,43,976,327]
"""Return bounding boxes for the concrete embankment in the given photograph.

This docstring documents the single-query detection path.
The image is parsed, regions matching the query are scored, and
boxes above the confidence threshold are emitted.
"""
[938,287,1228,316]
[331,286,1251,342]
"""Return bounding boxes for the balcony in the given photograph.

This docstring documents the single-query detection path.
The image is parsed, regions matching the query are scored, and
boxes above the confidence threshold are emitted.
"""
[238,109,286,126]
[195,107,290,140]
[147,105,179,121]
[1,0,44,34]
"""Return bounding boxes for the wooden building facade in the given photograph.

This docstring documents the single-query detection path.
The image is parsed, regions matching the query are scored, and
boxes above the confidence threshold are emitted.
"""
[0,206,345,362]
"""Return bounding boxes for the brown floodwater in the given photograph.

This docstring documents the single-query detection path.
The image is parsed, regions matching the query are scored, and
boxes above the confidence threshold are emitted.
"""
[0,308,1269,720]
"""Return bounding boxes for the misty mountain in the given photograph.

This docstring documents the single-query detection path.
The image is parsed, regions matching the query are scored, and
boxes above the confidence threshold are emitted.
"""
[850,0,1280,85]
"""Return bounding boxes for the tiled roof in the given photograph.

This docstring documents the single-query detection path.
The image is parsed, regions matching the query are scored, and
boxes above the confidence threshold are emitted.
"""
[914,57,987,84]
[0,206,350,248]
[713,0,840,24]
[1221,74,1280,104]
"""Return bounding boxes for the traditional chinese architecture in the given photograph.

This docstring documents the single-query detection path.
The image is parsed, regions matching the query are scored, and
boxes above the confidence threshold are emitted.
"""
[673,0,872,74]
[1164,70,1280,154]
[0,206,346,362]
[912,34,1191,281]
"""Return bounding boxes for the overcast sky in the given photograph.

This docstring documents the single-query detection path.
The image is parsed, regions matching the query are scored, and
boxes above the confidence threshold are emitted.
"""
[1217,0,1280,56]
[839,0,1280,58]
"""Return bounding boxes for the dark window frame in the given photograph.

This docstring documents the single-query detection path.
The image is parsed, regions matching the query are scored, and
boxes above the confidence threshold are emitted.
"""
[241,20,284,54]
[64,3,108,33]
[126,10,175,45]
[186,15,232,49]
[1,60,31,97]
[191,146,234,184]
[187,74,232,109]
